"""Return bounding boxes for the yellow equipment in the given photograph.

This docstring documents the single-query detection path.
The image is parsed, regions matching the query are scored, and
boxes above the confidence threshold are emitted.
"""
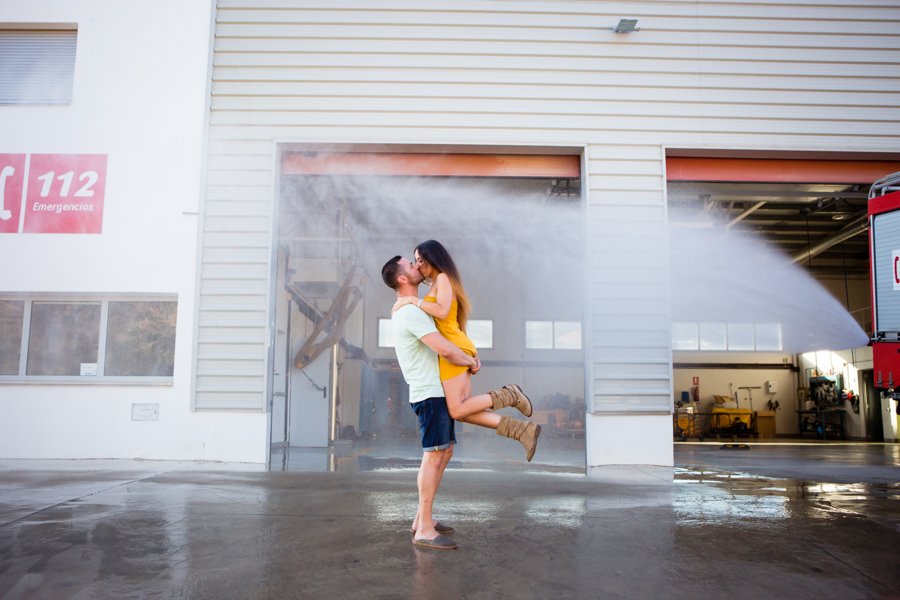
[710,407,757,437]
[676,410,693,432]
[710,407,754,427]
[674,407,703,441]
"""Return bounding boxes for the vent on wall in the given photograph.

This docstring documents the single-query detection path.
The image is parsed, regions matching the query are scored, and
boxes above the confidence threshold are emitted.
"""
[0,29,77,105]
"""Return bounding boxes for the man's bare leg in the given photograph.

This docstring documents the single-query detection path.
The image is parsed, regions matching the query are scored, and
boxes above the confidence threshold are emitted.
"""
[415,448,449,540]
[412,445,452,532]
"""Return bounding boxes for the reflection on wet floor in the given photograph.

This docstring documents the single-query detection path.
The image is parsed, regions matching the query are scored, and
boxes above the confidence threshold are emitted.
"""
[0,445,899,599]
[675,442,900,484]
[270,435,587,474]
[673,464,900,531]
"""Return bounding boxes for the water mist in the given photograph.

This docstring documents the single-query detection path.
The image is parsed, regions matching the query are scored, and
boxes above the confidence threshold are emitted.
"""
[668,224,870,354]
[278,171,587,466]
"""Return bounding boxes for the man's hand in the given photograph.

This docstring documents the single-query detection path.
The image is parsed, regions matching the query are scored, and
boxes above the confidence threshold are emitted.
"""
[469,356,482,375]
[391,295,419,316]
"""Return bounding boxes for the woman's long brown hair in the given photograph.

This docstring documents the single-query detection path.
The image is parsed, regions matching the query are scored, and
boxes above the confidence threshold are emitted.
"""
[415,240,471,333]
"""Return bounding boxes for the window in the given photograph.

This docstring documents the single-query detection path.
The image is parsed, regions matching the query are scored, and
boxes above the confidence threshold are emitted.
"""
[0,296,177,382]
[754,323,782,351]
[379,318,494,349]
[105,302,177,376]
[0,29,77,105]
[0,301,24,375]
[466,320,493,349]
[525,321,553,349]
[378,318,394,348]
[554,321,582,350]
[726,323,754,351]
[672,322,782,352]
[672,322,698,351]
[526,321,582,350]
[27,302,101,375]
[698,323,726,351]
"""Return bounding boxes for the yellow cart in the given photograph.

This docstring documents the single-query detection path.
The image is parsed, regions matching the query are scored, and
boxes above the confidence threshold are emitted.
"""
[673,408,705,441]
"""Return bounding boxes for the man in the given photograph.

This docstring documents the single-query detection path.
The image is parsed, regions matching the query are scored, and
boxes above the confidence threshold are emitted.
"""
[381,255,540,550]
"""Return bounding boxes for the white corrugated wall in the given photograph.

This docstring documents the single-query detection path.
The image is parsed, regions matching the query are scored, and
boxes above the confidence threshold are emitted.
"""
[195,0,900,453]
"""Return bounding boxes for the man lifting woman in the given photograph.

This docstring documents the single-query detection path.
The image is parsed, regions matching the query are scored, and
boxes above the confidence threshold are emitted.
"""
[382,241,540,549]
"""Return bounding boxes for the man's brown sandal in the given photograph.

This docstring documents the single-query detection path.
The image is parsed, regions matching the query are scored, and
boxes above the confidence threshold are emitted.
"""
[412,533,457,550]
[410,522,454,535]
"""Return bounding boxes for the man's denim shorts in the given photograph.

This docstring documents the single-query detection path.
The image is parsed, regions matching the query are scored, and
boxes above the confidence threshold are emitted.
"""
[411,397,457,452]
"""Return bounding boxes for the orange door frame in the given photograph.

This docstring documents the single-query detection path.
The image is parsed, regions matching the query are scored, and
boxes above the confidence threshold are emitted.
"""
[282,152,580,178]
[666,158,900,183]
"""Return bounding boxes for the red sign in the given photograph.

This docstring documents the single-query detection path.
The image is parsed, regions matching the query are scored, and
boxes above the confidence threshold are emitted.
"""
[24,154,107,234]
[0,154,26,234]
[0,154,107,234]
[692,376,699,385]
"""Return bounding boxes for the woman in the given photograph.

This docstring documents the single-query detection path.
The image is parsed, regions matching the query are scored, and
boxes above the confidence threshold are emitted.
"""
[392,240,541,461]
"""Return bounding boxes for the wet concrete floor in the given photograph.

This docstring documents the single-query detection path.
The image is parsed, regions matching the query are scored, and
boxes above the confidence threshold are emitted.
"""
[0,444,898,599]
[675,441,900,485]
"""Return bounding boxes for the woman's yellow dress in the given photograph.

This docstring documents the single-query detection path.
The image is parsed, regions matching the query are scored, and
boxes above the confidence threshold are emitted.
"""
[423,296,477,381]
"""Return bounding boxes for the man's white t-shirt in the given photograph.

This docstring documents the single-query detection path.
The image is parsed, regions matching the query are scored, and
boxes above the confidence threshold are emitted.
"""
[391,305,445,404]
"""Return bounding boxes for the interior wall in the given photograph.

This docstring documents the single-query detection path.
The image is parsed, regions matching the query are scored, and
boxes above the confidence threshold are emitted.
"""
[672,364,797,436]
[674,345,874,439]
[814,275,872,334]
[798,346,873,440]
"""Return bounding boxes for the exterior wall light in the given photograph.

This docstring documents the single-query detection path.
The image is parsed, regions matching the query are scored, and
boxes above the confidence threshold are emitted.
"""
[614,19,639,33]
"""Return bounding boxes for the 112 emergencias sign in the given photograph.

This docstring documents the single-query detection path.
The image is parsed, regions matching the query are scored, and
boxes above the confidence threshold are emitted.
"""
[0,154,108,234]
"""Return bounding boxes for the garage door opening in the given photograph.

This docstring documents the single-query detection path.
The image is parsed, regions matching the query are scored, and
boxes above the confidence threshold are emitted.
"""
[664,156,898,445]
[269,152,586,471]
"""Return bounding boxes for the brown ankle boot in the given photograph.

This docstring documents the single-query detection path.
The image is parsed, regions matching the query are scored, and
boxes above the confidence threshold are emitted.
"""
[497,415,541,462]
[488,385,533,417]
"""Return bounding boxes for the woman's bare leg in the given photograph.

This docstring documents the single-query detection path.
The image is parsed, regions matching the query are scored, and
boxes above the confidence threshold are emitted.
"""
[460,373,501,428]
[445,367,540,459]
[442,371,502,429]
[461,410,501,429]
[442,372,492,421]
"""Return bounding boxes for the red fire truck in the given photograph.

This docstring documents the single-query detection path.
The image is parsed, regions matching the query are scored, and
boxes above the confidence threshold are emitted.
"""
[869,170,900,413]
